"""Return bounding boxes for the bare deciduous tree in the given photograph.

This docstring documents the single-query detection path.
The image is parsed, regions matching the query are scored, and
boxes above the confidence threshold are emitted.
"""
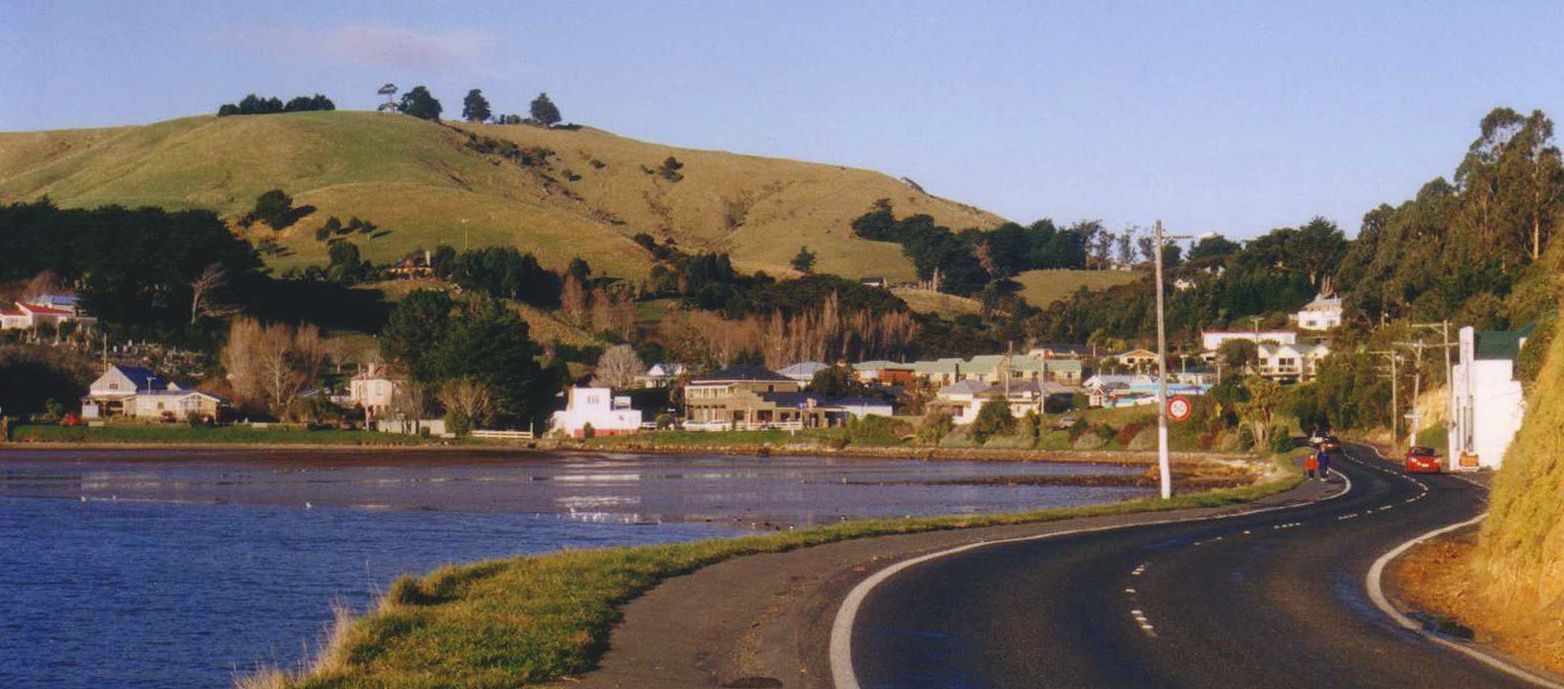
[437,377,495,431]
[223,317,326,418]
[189,263,237,324]
[594,344,644,389]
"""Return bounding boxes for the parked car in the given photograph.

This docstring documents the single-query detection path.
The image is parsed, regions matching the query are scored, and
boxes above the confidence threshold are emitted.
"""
[1405,446,1442,474]
[1309,429,1330,447]
[1321,434,1341,453]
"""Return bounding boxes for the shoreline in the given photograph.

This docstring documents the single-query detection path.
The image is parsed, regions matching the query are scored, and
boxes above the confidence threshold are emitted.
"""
[0,437,1236,466]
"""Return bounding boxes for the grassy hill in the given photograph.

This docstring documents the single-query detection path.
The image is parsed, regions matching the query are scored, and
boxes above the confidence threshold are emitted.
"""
[0,111,1002,281]
[1014,269,1143,308]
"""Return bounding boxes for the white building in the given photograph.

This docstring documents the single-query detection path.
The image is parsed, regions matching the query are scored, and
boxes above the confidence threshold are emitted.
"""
[1449,326,1530,470]
[349,364,403,418]
[81,365,222,420]
[1294,294,1343,331]
[1256,342,1330,381]
[1200,330,1298,352]
[551,387,642,438]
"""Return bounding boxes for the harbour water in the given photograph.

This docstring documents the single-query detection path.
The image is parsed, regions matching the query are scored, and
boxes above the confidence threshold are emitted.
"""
[0,449,1149,688]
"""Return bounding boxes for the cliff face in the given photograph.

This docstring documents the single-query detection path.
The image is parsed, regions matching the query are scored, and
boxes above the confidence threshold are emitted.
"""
[1471,280,1564,656]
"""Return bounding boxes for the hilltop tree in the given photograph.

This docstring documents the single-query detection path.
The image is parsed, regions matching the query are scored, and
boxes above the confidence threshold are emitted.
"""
[530,92,562,126]
[462,89,492,123]
[791,246,817,274]
[398,85,443,121]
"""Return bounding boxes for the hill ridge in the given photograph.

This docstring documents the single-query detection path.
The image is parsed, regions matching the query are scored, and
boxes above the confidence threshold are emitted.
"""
[0,111,1004,280]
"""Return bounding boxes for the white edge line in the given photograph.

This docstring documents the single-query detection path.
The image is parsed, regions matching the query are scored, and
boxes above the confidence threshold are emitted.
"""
[1365,513,1564,689]
[829,463,1353,689]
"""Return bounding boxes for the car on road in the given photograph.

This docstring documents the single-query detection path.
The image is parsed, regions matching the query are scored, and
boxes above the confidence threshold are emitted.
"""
[1404,445,1442,474]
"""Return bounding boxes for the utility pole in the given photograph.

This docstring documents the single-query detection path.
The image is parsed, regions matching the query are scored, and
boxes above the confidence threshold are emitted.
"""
[1369,350,1401,453]
[1152,220,1190,500]
[1394,341,1430,448]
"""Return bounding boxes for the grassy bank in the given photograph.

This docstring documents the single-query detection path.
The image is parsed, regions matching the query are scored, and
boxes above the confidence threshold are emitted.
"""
[4,423,454,447]
[249,451,1306,689]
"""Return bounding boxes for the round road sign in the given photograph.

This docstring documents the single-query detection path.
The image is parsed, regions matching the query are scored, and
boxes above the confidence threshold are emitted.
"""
[1167,395,1193,422]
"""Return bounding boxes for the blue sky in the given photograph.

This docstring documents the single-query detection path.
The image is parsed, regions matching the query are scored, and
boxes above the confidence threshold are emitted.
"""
[4,1,1563,239]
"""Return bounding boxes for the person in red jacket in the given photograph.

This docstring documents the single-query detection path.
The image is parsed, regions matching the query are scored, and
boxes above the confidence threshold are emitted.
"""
[1304,452,1319,479]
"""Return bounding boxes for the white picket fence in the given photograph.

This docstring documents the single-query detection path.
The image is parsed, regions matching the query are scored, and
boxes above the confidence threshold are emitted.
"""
[471,429,535,440]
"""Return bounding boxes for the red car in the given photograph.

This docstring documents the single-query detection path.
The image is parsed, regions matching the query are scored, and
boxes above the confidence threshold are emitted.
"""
[1405,446,1442,474]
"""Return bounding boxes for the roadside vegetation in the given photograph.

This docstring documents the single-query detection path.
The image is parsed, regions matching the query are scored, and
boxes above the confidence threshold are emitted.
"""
[244,450,1307,689]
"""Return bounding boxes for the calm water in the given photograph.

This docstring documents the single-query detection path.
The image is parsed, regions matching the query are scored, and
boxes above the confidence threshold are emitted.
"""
[0,449,1147,689]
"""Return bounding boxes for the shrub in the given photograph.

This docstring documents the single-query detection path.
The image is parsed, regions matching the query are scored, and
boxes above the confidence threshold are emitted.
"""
[582,422,595,439]
[445,410,473,437]
[1114,423,1142,447]
[970,399,1017,444]
[1093,423,1117,440]
[1269,425,1295,453]
[844,415,910,446]
[1067,416,1089,439]
[916,410,955,444]
[43,399,65,421]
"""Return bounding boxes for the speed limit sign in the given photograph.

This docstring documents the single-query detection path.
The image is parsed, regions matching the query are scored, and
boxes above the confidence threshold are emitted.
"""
[1167,395,1193,422]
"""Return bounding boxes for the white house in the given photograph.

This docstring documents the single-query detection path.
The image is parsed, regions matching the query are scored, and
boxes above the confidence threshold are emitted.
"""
[81,365,222,420]
[1201,330,1298,352]
[1448,326,1530,470]
[349,364,403,419]
[1255,342,1330,381]
[1294,294,1343,331]
[552,387,642,438]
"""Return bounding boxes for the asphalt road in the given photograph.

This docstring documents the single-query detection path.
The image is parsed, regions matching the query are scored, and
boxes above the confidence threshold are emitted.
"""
[849,444,1526,689]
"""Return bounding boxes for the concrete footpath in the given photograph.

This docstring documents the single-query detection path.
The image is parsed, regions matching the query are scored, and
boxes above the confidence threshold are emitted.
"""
[567,476,1339,689]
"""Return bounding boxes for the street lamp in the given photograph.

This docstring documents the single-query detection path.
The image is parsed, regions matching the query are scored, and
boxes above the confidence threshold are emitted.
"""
[1153,220,1192,500]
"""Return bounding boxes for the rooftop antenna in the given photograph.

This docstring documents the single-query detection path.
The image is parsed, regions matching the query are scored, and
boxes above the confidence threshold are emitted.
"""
[377,83,398,112]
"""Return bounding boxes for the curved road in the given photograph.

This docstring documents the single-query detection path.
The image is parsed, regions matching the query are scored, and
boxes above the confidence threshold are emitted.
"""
[849,445,1526,689]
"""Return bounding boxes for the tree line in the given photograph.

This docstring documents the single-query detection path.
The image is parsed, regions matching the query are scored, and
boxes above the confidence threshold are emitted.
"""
[217,93,335,116]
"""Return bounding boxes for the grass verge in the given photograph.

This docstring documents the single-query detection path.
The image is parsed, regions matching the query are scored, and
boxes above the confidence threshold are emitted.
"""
[256,451,1306,688]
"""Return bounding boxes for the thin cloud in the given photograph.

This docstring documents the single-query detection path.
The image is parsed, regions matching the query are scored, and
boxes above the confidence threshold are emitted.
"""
[239,24,498,69]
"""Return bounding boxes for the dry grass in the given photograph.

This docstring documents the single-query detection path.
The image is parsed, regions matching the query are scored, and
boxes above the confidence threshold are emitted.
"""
[0,111,1003,281]
[892,287,982,316]
[1014,269,1141,308]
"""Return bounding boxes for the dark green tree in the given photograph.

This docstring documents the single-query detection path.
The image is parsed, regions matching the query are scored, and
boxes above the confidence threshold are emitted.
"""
[970,398,1017,444]
[1188,234,1241,260]
[433,301,548,425]
[381,290,455,381]
[529,92,562,126]
[251,189,294,230]
[462,89,492,123]
[567,257,592,284]
[430,244,458,279]
[808,365,868,397]
[398,86,443,121]
[326,240,368,284]
[791,246,817,274]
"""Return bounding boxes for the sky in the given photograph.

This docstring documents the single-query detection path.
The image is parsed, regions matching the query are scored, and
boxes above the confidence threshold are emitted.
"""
[5,1,1564,240]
